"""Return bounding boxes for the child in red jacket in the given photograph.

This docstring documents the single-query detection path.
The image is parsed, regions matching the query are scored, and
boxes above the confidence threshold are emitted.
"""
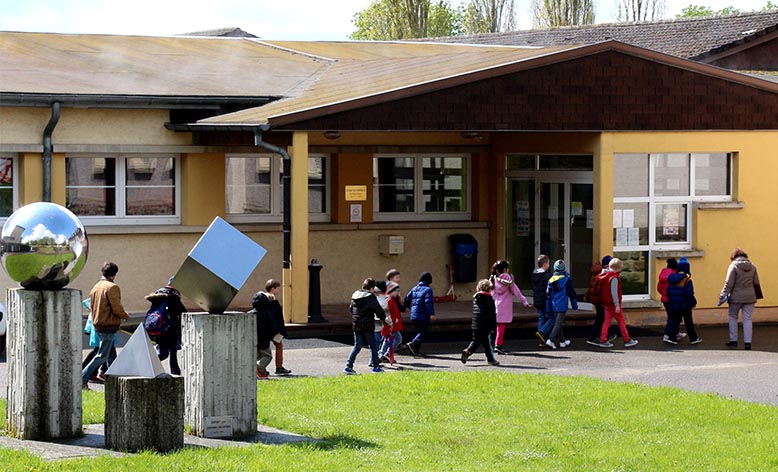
[379,282,404,364]
[595,258,638,348]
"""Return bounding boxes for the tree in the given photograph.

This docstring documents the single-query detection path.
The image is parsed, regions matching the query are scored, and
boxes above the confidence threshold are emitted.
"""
[350,0,465,40]
[675,5,742,18]
[765,1,778,10]
[617,0,666,22]
[531,0,596,28]
[464,0,518,34]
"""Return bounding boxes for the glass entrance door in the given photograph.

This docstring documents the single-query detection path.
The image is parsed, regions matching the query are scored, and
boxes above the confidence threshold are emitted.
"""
[507,178,593,298]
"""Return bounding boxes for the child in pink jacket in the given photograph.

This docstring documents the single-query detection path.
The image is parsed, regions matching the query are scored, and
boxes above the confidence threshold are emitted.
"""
[490,260,530,354]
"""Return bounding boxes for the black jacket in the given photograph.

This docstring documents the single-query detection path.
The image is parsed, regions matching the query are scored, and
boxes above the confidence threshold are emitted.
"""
[471,292,496,331]
[145,286,185,349]
[250,292,280,349]
[350,289,385,332]
[531,269,552,310]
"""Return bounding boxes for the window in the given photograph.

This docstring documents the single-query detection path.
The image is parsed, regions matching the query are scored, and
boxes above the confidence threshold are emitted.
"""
[613,152,732,296]
[0,156,17,218]
[373,154,469,220]
[66,155,179,225]
[225,154,329,223]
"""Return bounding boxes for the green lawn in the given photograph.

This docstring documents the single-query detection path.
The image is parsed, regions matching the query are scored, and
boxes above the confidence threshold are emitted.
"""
[1,372,778,471]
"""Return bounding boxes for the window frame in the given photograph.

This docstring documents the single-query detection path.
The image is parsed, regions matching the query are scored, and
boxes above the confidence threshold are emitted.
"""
[225,153,330,224]
[65,153,181,226]
[372,153,471,222]
[0,155,19,221]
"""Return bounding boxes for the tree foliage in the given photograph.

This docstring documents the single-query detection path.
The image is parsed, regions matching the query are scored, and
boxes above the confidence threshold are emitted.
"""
[531,0,596,28]
[675,4,744,18]
[617,0,666,22]
[351,0,464,40]
[464,0,518,33]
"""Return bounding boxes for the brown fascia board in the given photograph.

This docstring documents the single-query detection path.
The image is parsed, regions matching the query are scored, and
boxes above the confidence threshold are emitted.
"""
[692,27,778,63]
[267,40,778,128]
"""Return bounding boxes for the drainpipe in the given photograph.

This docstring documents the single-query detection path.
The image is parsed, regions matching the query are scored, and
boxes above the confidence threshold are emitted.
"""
[254,127,291,269]
[42,102,61,203]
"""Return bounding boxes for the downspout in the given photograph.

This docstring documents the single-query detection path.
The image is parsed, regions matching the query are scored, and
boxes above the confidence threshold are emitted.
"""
[254,127,291,269]
[42,102,61,203]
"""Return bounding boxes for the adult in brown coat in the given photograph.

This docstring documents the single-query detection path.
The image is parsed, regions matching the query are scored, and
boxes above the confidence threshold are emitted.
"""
[720,248,761,350]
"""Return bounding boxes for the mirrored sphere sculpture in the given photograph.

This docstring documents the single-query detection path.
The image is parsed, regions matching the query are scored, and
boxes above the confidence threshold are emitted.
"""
[0,202,89,289]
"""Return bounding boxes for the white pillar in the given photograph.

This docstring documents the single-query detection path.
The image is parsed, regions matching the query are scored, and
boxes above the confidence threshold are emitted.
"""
[182,312,256,437]
[6,288,82,439]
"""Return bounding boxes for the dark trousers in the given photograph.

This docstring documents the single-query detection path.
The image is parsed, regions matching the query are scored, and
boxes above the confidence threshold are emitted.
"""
[157,344,181,375]
[588,303,617,341]
[410,319,430,351]
[666,308,699,341]
[465,328,496,362]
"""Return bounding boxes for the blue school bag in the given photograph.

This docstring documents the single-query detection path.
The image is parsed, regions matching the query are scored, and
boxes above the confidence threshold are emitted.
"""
[143,298,171,340]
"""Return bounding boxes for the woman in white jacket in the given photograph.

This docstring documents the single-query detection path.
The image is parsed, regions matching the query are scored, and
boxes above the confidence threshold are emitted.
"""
[720,248,761,350]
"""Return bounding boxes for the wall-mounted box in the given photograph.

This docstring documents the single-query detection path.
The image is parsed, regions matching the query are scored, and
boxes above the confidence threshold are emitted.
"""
[379,235,404,255]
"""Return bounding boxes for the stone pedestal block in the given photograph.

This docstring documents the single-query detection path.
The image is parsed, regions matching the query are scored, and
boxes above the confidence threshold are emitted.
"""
[105,375,184,452]
[182,312,256,437]
[6,288,82,439]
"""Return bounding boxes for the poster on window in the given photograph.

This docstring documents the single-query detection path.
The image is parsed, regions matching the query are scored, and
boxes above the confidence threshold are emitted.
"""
[615,228,629,247]
[613,209,622,228]
[515,201,530,237]
[571,201,583,216]
[662,206,680,236]
[622,209,634,228]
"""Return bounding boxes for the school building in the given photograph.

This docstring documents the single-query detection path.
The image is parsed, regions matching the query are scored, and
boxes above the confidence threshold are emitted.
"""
[1,11,777,322]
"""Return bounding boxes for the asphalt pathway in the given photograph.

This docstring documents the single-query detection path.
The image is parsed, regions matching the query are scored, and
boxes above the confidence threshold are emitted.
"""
[2,325,777,406]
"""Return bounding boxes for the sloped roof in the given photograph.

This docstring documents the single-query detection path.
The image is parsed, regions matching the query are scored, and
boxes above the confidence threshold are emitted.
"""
[200,40,778,127]
[426,10,778,60]
[183,27,257,38]
[0,32,320,97]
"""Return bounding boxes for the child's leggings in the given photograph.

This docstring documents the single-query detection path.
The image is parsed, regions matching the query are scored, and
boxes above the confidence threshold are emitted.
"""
[495,322,508,346]
[601,307,631,342]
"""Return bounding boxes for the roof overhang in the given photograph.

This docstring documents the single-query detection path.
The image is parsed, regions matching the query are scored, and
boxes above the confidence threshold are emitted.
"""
[0,93,276,110]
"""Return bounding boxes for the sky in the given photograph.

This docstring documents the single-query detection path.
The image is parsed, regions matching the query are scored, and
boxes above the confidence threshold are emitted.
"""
[0,0,773,40]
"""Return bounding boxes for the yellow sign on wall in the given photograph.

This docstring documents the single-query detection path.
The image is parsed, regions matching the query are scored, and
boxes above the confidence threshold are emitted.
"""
[345,185,367,201]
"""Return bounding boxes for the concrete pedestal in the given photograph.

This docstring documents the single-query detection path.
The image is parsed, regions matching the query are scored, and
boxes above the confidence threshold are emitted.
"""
[182,312,256,437]
[105,375,184,452]
[6,288,82,439]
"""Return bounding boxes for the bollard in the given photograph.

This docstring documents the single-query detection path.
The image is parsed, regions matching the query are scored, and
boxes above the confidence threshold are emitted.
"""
[308,259,327,323]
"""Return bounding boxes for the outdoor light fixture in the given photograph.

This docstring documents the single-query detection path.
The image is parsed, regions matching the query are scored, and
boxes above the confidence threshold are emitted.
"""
[323,130,341,140]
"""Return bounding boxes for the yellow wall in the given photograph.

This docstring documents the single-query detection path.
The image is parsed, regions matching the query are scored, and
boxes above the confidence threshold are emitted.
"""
[600,131,778,308]
[181,153,225,226]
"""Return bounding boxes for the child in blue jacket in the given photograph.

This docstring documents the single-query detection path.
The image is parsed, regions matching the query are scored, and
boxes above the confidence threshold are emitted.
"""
[545,260,578,349]
[665,257,702,345]
[403,272,435,356]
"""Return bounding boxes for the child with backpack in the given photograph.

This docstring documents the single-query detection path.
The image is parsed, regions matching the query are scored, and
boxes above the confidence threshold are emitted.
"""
[665,257,702,345]
[144,277,186,375]
[345,278,387,374]
[545,260,578,349]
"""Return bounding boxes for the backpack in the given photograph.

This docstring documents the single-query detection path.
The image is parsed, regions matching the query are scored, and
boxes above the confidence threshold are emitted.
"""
[143,298,171,339]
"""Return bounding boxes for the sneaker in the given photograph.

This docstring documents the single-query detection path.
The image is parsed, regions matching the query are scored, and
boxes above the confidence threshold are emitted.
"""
[380,356,390,364]
[494,345,507,355]
[562,340,571,348]
[725,341,738,347]
[275,367,292,376]
[90,374,105,384]
[535,331,547,344]
[690,337,703,345]
[608,334,618,343]
[406,343,418,356]
[545,339,557,350]
[624,339,639,348]
[677,332,687,340]
[343,367,357,375]
[586,339,599,346]
[488,360,500,366]
[371,366,384,373]
[662,335,678,345]
[257,371,269,380]
[460,350,470,364]
[745,343,752,350]
[596,341,614,348]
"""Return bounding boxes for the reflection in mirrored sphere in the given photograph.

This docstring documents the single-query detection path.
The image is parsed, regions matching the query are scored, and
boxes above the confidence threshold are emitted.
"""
[1,202,89,290]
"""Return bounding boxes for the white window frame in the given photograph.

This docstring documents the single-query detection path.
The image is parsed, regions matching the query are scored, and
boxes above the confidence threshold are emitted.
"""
[373,153,471,222]
[225,153,330,224]
[0,154,19,221]
[613,152,732,253]
[66,154,181,226]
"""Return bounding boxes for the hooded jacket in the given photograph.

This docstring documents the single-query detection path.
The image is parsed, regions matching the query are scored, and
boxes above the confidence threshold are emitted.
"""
[531,269,552,310]
[471,291,497,331]
[585,261,604,305]
[350,289,386,332]
[721,257,761,304]
[492,273,528,323]
[657,267,676,304]
[249,291,278,349]
[145,286,186,347]
[666,271,697,312]
[404,281,435,321]
[546,271,579,314]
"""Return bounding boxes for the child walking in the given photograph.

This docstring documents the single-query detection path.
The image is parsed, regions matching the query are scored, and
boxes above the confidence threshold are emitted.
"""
[595,258,639,348]
[386,269,404,312]
[403,272,435,356]
[531,255,553,346]
[545,260,578,349]
[491,260,531,354]
[256,280,291,376]
[665,257,702,345]
[249,289,276,380]
[344,278,387,374]
[379,281,403,364]
[461,279,499,366]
